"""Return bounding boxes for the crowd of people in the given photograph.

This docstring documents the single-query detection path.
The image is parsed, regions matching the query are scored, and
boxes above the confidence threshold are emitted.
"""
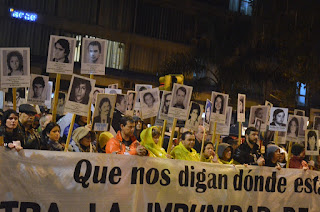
[0,103,319,172]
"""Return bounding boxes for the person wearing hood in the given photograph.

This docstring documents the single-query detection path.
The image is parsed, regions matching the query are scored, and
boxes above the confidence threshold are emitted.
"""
[278,147,288,168]
[170,131,200,161]
[98,132,114,153]
[140,126,170,158]
[201,141,218,163]
[69,126,97,152]
[265,144,281,168]
[289,143,308,169]
[218,143,235,164]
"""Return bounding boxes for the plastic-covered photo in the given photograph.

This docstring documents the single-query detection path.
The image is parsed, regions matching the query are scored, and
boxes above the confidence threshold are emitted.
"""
[158,91,172,120]
[105,88,122,94]
[286,115,304,142]
[248,106,269,131]
[27,74,49,105]
[0,48,30,88]
[305,130,319,155]
[216,106,232,136]
[134,84,152,104]
[168,83,193,120]
[268,107,288,132]
[56,92,66,116]
[46,35,76,74]
[92,94,116,132]
[65,75,96,116]
[108,83,118,89]
[126,91,137,116]
[140,87,160,119]
[3,87,26,110]
[294,109,305,117]
[237,94,245,122]
[185,101,203,131]
[211,91,229,123]
[81,38,107,75]
[203,99,212,131]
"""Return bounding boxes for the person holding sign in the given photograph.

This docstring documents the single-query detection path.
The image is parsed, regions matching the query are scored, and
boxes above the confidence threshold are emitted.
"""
[170,131,200,161]
[233,127,265,166]
[6,51,24,76]
[93,97,112,128]
[140,126,170,158]
[106,116,148,156]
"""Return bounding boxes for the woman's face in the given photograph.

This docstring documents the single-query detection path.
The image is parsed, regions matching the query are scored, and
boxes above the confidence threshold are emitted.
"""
[223,147,232,161]
[215,97,222,111]
[80,133,92,147]
[256,109,263,119]
[279,153,285,162]
[75,83,86,102]
[100,101,110,115]
[54,43,66,60]
[47,126,60,142]
[275,112,285,124]
[272,149,280,162]
[290,121,297,133]
[144,94,154,108]
[9,56,19,71]
[153,134,160,144]
[190,109,199,121]
[203,144,214,158]
[6,113,18,129]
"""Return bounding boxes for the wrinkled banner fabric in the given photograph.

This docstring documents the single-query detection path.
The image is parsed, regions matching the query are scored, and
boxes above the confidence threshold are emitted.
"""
[0,148,319,212]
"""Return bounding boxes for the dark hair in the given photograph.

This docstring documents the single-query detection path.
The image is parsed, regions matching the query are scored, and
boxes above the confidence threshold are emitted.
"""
[1,109,19,128]
[188,103,201,120]
[213,94,224,114]
[152,127,161,138]
[116,94,125,105]
[16,88,25,98]
[139,86,147,92]
[32,77,45,88]
[69,77,92,104]
[120,115,134,127]
[203,141,214,152]
[75,115,87,125]
[272,109,285,123]
[181,131,193,140]
[307,130,317,141]
[287,117,299,137]
[164,93,171,101]
[43,122,60,137]
[55,39,70,63]
[143,92,155,104]
[58,92,65,100]
[7,51,23,73]
[88,41,101,53]
[176,87,187,96]
[245,127,258,136]
[99,97,111,116]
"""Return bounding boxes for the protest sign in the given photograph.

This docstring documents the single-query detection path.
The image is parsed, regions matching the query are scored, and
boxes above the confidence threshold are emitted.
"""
[211,91,229,123]
[27,74,49,105]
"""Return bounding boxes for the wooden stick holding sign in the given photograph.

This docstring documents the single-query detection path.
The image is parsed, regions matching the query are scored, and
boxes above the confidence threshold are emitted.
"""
[215,133,220,154]
[238,122,242,145]
[211,121,217,152]
[87,74,94,125]
[199,128,206,160]
[286,141,293,168]
[52,74,61,123]
[167,118,177,153]
[12,88,17,111]
[160,119,167,148]
[64,114,76,152]
[274,131,279,146]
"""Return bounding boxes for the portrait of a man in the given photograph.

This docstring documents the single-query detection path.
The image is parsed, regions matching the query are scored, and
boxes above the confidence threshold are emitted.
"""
[173,86,186,109]
[161,92,172,115]
[87,41,101,64]
[69,77,92,105]
[32,76,45,99]
[52,38,70,63]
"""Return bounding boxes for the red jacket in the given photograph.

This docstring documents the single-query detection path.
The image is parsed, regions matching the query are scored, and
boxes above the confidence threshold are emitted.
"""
[105,131,139,155]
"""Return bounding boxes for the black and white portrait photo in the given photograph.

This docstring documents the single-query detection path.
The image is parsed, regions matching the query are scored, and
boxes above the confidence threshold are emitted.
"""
[92,94,116,132]
[125,91,137,116]
[168,83,193,120]
[65,75,96,116]
[27,74,49,105]
[46,35,76,74]
[158,91,172,120]
[56,92,66,116]
[286,115,300,142]
[91,87,105,112]
[248,106,269,131]
[108,83,118,89]
[185,102,203,131]
[268,107,288,132]
[105,88,122,95]
[314,116,320,131]
[255,118,262,133]
[294,109,305,117]
[1,48,30,88]
[305,130,319,155]
[115,94,127,114]
[237,94,246,123]
[211,91,229,123]
[204,99,212,126]
[81,38,107,75]
[135,84,152,104]
[216,106,232,136]
[140,87,160,119]
[3,87,26,110]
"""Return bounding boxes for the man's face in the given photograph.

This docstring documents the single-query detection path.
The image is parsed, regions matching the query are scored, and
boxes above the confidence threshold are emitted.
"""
[195,126,206,141]
[88,45,101,63]
[144,94,153,107]
[246,131,259,145]
[75,83,86,102]
[54,43,66,61]
[182,134,195,150]
[176,89,186,105]
[33,84,44,98]
[19,112,35,127]
[121,121,135,137]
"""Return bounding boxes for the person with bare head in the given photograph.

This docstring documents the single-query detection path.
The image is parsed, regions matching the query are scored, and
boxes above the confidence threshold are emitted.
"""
[193,125,207,153]
[170,131,200,161]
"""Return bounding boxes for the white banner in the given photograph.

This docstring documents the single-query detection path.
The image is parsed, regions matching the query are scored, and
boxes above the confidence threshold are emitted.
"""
[0,148,319,212]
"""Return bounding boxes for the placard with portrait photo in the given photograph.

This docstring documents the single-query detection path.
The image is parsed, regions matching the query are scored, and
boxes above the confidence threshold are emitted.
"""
[135,84,152,107]
[237,94,246,122]
[27,74,49,105]
[168,83,193,120]
[286,115,302,142]
[210,91,229,123]
[56,91,66,116]
[92,93,116,132]
[46,35,76,75]
[44,81,53,109]
[294,109,305,117]
[216,106,232,135]
[248,106,269,131]
[203,99,212,131]
[65,75,96,116]
[185,101,203,132]
[314,116,320,131]
[305,130,319,155]
[81,38,107,75]
[108,83,118,89]
[268,107,288,132]
[140,87,160,119]
[158,91,172,120]
[297,116,309,143]
[310,108,320,124]
[91,87,105,112]
[0,48,30,88]
[115,94,127,115]
[3,87,27,110]
[105,88,122,95]
[125,91,137,116]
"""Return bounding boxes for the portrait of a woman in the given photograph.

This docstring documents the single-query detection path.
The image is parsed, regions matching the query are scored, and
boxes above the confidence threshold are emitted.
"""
[6,51,24,76]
